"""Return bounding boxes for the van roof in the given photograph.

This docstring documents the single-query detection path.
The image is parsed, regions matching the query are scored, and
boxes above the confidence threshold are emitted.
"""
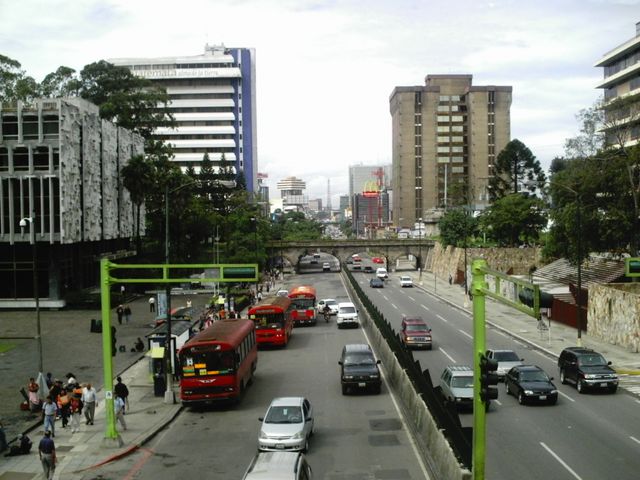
[244,451,305,479]
[337,301,355,307]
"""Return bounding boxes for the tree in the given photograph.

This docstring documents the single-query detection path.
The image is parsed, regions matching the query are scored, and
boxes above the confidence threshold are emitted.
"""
[479,194,546,247]
[39,66,80,98]
[438,208,478,247]
[121,154,155,253]
[0,54,38,103]
[488,139,546,201]
[564,102,605,158]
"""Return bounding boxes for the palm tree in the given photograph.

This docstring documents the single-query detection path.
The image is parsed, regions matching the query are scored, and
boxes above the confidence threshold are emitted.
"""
[121,154,154,253]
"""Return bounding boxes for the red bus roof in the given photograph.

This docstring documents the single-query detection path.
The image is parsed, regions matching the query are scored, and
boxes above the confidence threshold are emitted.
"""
[247,295,292,315]
[179,318,254,352]
[288,285,317,299]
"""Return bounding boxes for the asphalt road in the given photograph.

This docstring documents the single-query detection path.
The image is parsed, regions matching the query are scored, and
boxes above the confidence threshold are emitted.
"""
[352,258,640,480]
[84,265,431,480]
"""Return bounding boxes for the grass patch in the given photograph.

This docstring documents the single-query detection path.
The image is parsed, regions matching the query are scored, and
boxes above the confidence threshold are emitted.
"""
[0,342,17,353]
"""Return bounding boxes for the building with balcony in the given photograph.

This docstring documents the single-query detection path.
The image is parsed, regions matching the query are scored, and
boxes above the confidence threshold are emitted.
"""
[0,98,143,306]
[276,176,307,212]
[110,44,258,191]
[390,75,511,226]
[595,21,640,148]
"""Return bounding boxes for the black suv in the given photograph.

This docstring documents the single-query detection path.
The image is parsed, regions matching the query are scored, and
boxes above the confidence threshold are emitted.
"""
[339,344,381,395]
[557,347,618,394]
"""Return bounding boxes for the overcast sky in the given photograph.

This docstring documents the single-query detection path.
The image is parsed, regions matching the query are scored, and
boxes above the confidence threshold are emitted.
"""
[2,0,638,204]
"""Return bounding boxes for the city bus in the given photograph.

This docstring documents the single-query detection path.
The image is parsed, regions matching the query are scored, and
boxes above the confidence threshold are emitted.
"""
[178,318,257,405]
[247,296,294,347]
[288,285,317,326]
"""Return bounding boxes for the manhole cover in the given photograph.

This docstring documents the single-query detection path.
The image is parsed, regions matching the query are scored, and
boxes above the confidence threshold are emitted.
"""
[368,434,400,446]
[369,418,402,431]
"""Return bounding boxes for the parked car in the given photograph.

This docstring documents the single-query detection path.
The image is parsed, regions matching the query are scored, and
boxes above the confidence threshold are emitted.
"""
[339,343,381,394]
[486,349,524,381]
[399,276,413,288]
[243,451,313,480]
[375,267,388,279]
[557,347,618,393]
[369,278,384,288]
[258,397,314,452]
[322,262,331,272]
[400,316,432,349]
[439,365,475,410]
[504,365,558,405]
[316,298,338,315]
[336,302,359,329]
[372,257,384,264]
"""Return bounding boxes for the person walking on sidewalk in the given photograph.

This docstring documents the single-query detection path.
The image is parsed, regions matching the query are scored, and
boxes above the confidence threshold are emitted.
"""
[124,304,132,324]
[69,393,82,433]
[114,394,127,431]
[41,396,57,437]
[38,430,56,480]
[82,383,97,425]
[148,295,156,313]
[116,305,124,325]
[114,376,129,412]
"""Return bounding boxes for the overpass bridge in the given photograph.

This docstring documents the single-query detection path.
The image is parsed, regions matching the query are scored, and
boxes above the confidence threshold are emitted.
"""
[266,239,436,270]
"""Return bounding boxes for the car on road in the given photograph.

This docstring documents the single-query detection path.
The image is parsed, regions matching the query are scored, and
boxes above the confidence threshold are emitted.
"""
[258,397,314,452]
[558,347,618,393]
[243,451,313,480]
[363,265,374,273]
[336,301,359,329]
[486,349,524,381]
[369,278,384,288]
[400,316,432,349]
[316,298,338,315]
[375,267,388,279]
[399,276,413,288]
[276,289,289,297]
[351,254,362,262]
[339,343,381,394]
[322,262,331,272]
[504,365,558,405]
[352,263,362,271]
[439,365,474,410]
[372,257,384,264]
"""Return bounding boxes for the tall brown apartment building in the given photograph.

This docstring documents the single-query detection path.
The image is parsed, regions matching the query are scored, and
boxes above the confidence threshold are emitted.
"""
[390,75,511,226]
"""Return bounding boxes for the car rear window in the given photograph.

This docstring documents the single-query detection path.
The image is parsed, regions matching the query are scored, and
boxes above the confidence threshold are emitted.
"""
[495,351,520,361]
[451,376,473,388]
[340,306,356,314]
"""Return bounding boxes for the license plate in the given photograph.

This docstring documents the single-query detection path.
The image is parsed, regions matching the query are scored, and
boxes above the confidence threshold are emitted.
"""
[358,382,366,387]
[276,444,285,449]
[539,395,547,400]
[600,383,607,387]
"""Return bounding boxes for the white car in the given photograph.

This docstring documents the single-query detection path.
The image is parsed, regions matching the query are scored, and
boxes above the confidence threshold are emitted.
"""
[258,397,314,452]
[276,289,289,297]
[376,267,388,280]
[316,298,338,315]
[400,276,413,288]
[486,349,524,381]
[322,262,331,272]
[336,302,359,329]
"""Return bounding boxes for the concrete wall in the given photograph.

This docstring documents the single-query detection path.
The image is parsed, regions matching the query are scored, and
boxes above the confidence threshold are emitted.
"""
[588,283,640,352]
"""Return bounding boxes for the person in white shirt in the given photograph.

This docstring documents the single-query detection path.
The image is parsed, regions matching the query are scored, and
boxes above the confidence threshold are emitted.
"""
[81,384,97,425]
[114,394,127,431]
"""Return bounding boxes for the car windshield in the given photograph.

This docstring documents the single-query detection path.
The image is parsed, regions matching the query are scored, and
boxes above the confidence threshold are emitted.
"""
[326,300,337,306]
[578,354,607,366]
[401,277,411,281]
[340,306,356,314]
[494,351,520,362]
[344,353,375,366]
[406,324,428,332]
[264,406,303,424]
[520,371,549,383]
[451,376,474,388]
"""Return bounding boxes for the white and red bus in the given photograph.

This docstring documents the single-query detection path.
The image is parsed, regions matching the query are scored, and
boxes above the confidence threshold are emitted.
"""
[247,296,294,347]
[288,285,317,326]
[178,318,257,405]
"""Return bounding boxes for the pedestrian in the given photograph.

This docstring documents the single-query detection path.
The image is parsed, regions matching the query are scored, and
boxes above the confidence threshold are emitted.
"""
[448,274,453,285]
[186,298,192,309]
[134,337,145,352]
[114,376,129,412]
[45,372,53,389]
[124,304,132,324]
[27,377,40,412]
[120,285,125,301]
[81,383,97,425]
[41,396,56,437]
[65,372,78,389]
[38,430,56,480]
[257,291,262,302]
[4,433,32,457]
[116,304,124,325]
[148,295,156,313]
[69,393,82,433]
[48,380,62,411]
[114,394,127,431]
[57,388,70,429]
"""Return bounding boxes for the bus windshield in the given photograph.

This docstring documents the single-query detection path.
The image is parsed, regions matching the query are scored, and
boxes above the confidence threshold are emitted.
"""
[251,312,285,329]
[291,298,314,309]
[181,350,236,376]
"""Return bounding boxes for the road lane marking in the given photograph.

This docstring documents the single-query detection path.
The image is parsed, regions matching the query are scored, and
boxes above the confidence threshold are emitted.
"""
[458,329,473,340]
[540,442,583,480]
[421,304,430,312]
[439,347,456,363]
[494,330,507,337]
[408,296,416,302]
[631,436,640,445]
[436,314,448,323]
[494,399,502,406]
[391,303,398,310]
[558,391,575,402]
[382,295,389,301]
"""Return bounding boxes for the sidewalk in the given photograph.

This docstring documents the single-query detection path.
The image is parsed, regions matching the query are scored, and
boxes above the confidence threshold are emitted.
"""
[401,269,640,378]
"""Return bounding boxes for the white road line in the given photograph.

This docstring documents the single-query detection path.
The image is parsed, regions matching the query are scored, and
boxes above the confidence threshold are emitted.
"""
[558,391,575,402]
[408,296,415,302]
[631,436,640,446]
[439,347,456,363]
[635,399,640,405]
[540,442,583,480]
[436,314,448,323]
[421,304,430,312]
[494,399,502,406]
[494,330,507,337]
[458,329,473,340]
[391,303,398,310]
[382,295,389,301]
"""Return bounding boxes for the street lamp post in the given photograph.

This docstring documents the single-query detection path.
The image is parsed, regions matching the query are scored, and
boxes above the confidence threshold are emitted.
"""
[418,217,423,281]
[250,216,258,263]
[19,215,43,377]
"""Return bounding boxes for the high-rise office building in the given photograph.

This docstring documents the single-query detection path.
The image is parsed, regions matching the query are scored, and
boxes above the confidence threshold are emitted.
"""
[110,44,258,191]
[348,164,392,206]
[595,22,640,148]
[390,75,511,226]
[276,176,307,212]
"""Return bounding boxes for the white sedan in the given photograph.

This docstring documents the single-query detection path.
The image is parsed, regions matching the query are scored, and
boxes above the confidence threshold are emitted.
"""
[316,298,339,315]
[400,276,413,287]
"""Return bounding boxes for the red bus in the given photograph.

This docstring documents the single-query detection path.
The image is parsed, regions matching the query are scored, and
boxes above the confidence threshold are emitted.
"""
[178,318,257,405]
[288,285,317,326]
[247,296,294,347]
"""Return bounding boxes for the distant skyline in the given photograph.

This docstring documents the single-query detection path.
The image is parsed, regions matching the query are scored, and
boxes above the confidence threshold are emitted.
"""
[2,0,638,204]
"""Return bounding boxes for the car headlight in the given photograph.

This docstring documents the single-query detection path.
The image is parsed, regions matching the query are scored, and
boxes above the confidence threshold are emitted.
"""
[259,430,269,439]
[344,375,353,380]
[584,374,597,379]
[524,390,534,395]
[550,390,558,394]
[369,374,379,379]
[292,431,304,439]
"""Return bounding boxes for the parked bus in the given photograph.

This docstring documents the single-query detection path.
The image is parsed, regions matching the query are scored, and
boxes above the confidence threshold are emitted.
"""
[247,296,294,347]
[178,318,257,405]
[288,285,317,326]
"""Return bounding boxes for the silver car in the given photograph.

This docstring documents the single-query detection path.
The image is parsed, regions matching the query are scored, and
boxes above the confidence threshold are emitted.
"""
[258,397,314,452]
[486,349,524,381]
[439,365,474,409]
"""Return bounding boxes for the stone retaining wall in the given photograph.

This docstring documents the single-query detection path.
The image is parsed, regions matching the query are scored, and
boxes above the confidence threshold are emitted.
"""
[588,283,640,353]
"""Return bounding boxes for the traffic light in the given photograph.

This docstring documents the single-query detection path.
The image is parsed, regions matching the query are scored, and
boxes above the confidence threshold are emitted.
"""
[626,258,640,277]
[479,352,499,403]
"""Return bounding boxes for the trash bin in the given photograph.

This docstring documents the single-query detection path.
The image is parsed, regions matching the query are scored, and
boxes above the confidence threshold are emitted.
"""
[90,318,102,333]
[153,374,166,397]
